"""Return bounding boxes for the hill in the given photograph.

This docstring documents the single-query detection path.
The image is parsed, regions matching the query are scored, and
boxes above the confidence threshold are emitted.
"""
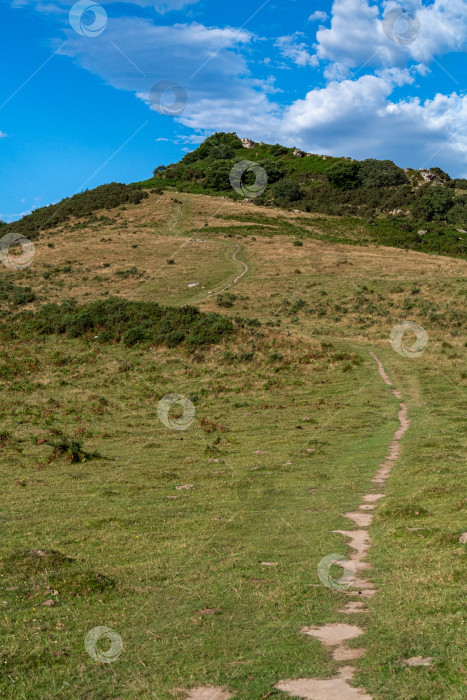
[0,162,465,699]
[2,133,467,261]
[136,131,467,259]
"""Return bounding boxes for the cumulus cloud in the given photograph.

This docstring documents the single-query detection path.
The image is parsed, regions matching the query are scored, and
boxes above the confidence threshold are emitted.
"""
[275,34,319,67]
[315,0,467,70]
[309,10,328,22]
[279,78,467,174]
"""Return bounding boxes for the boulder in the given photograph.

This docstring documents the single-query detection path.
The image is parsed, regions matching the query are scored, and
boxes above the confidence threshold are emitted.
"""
[241,138,255,149]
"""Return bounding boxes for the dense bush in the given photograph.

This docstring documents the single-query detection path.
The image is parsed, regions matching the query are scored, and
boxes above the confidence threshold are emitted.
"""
[358,159,408,188]
[430,167,451,182]
[25,297,234,351]
[272,178,303,203]
[204,160,235,191]
[327,161,361,190]
[182,132,242,164]
[416,187,455,221]
[446,196,467,226]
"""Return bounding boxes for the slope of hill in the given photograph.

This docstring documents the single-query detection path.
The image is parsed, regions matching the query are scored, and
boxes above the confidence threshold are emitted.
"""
[0,181,465,699]
[136,132,467,259]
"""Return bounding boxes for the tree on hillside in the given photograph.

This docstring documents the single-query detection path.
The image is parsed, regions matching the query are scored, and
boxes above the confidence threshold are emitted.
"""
[272,178,303,203]
[359,159,408,187]
[182,132,242,164]
[204,160,234,191]
[260,158,286,184]
[327,161,361,190]
[417,186,454,221]
[446,196,467,226]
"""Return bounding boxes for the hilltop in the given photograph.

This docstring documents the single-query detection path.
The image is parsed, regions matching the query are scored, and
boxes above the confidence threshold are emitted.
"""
[138,131,467,259]
[2,132,466,260]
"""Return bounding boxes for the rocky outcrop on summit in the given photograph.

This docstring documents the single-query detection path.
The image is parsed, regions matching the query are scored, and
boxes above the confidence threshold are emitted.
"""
[241,138,255,149]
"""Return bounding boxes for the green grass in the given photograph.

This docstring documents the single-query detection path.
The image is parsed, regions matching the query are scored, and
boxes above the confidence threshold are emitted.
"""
[0,190,465,699]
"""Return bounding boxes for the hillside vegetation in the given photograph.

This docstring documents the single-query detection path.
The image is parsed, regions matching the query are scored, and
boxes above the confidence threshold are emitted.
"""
[138,132,467,259]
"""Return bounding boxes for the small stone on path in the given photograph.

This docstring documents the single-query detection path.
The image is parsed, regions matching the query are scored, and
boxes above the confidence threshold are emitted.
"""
[186,687,234,700]
[402,656,433,667]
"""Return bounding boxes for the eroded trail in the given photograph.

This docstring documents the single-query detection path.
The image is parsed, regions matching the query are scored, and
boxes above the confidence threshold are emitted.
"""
[276,352,411,700]
[206,244,248,298]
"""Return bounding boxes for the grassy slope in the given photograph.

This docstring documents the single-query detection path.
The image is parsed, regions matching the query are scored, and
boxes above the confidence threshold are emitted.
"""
[0,191,465,699]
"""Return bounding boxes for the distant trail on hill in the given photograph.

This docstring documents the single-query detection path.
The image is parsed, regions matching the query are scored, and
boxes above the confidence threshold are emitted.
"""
[206,244,248,298]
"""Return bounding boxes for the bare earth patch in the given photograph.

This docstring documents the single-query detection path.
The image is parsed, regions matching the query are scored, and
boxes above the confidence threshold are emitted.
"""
[301,623,364,646]
[277,667,371,699]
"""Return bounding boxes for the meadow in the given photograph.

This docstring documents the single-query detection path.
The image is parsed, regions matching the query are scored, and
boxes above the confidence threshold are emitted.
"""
[0,191,465,699]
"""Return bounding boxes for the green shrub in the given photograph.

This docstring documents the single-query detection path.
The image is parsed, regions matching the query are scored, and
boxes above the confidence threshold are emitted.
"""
[25,298,234,352]
[272,178,303,203]
[217,293,237,308]
[182,132,242,164]
[327,161,361,190]
[4,183,148,237]
[358,159,408,187]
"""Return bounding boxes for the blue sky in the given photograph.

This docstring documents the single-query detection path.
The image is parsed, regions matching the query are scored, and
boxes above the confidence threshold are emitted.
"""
[1,0,466,221]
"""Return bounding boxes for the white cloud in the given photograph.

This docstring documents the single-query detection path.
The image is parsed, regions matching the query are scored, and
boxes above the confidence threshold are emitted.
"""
[15,0,467,178]
[275,34,319,67]
[309,10,328,22]
[278,77,467,174]
[58,18,253,102]
[0,131,7,138]
[375,66,415,87]
[315,0,467,70]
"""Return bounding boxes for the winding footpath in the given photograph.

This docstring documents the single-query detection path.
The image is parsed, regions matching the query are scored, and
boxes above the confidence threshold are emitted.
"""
[186,353,410,700]
[206,245,248,298]
[276,352,410,700]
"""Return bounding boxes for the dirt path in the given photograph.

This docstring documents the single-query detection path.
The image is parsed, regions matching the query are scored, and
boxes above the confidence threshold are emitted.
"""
[205,244,248,297]
[276,352,411,700]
